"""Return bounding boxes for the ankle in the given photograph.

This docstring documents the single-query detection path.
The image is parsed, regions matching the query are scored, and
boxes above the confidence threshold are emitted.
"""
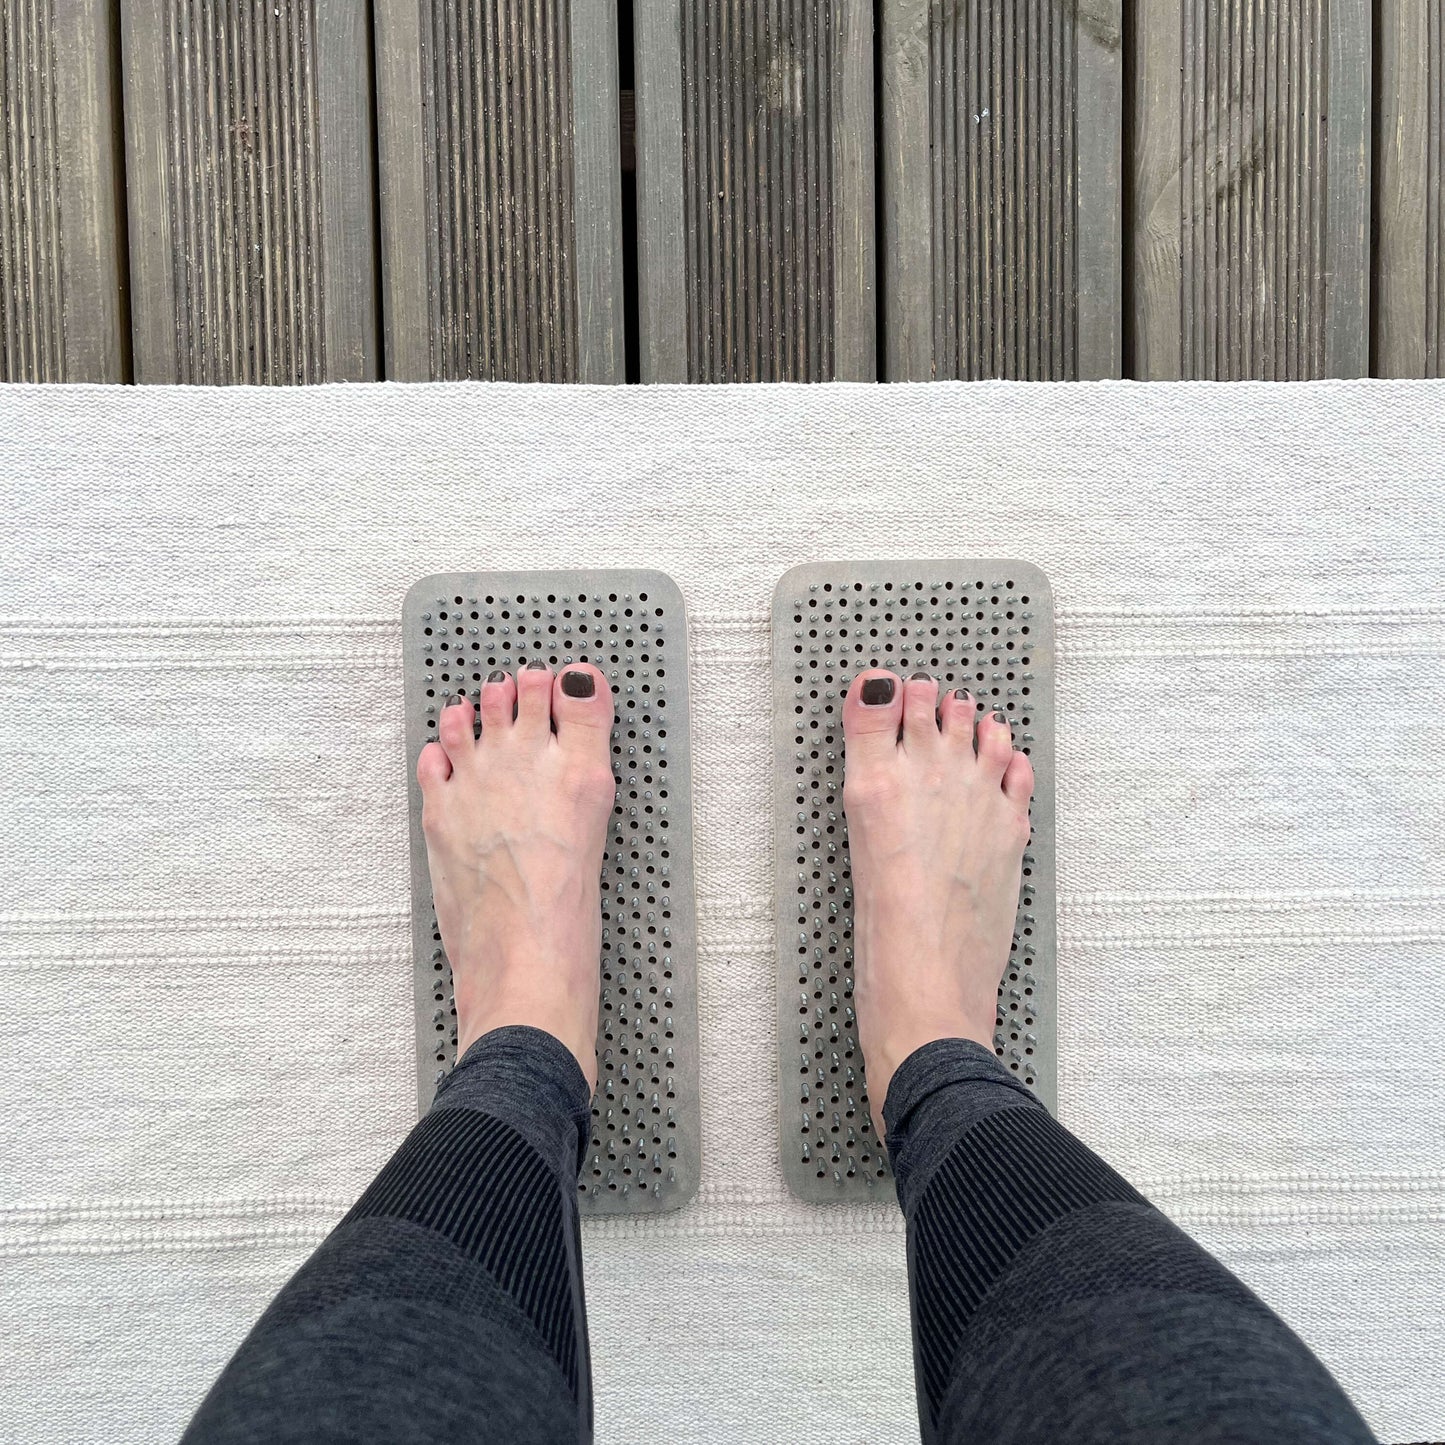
[865,1014,995,1131]
[457,982,598,1092]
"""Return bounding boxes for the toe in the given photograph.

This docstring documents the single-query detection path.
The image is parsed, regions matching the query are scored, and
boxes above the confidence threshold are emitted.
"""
[552,663,615,746]
[841,668,903,756]
[1002,748,1035,805]
[901,671,940,745]
[940,687,978,746]
[416,739,452,790]
[976,707,1014,780]
[436,692,477,763]
[514,659,553,736]
[478,668,516,731]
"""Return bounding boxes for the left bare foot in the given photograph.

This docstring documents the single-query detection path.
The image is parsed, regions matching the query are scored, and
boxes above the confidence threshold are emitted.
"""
[416,661,617,1091]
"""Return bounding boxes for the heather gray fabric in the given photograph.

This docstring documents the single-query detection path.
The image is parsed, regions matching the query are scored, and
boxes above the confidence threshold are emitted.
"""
[181,1026,592,1445]
[184,1028,1376,1445]
[884,1038,1378,1445]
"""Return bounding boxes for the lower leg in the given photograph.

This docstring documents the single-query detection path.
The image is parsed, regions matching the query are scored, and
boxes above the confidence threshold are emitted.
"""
[842,668,1375,1445]
[885,1040,1375,1444]
[184,1027,594,1445]
[184,663,618,1444]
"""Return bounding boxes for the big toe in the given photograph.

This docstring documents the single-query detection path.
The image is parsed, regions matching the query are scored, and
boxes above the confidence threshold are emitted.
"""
[552,663,615,753]
[1002,747,1035,806]
[842,669,903,769]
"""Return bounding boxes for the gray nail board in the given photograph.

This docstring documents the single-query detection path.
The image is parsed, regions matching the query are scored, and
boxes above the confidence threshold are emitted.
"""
[772,562,1057,1205]
[375,0,624,382]
[119,0,378,383]
[633,0,876,382]
[879,0,1123,381]
[403,571,700,1216]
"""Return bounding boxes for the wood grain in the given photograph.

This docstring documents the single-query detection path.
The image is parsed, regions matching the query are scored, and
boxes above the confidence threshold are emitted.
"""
[880,0,1122,381]
[1376,0,1443,377]
[1,0,126,381]
[120,0,377,383]
[634,0,876,382]
[375,0,623,383]
[1132,0,1371,379]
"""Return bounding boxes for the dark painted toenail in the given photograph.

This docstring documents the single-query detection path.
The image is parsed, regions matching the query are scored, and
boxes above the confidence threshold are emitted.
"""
[486,669,507,684]
[860,677,895,706]
[561,670,595,698]
[993,710,1008,723]
[526,659,548,670]
[444,693,468,708]
[954,689,970,701]
[910,671,931,681]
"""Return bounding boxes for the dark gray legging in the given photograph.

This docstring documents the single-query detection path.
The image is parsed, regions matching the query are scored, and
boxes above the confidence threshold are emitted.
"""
[181,1027,1376,1444]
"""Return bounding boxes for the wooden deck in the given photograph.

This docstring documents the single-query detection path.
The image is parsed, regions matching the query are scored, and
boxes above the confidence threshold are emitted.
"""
[1,0,1441,384]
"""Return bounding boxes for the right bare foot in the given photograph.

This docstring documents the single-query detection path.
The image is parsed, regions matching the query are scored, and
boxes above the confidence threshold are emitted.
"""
[840,668,1035,1133]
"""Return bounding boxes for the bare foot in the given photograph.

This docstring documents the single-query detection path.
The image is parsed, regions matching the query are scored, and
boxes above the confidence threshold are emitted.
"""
[841,668,1034,1132]
[416,661,617,1091]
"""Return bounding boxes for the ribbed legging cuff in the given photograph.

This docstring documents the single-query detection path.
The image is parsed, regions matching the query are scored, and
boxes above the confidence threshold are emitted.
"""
[343,1024,593,1402]
[432,1023,594,1183]
[882,1037,1043,1207]
[876,1039,1376,1445]
[882,1038,1148,1431]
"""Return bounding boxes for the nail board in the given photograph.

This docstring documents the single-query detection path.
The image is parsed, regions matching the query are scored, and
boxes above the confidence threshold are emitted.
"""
[772,561,1057,1203]
[403,571,701,1216]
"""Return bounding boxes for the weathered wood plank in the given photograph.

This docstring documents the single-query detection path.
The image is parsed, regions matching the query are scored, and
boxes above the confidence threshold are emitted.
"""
[634,0,876,383]
[1376,0,1444,377]
[1,0,127,381]
[120,0,377,384]
[880,0,1123,381]
[1132,0,1371,379]
[375,0,624,382]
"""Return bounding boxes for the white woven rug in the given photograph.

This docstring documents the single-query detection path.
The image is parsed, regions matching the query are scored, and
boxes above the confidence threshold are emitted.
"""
[2,380,1441,1444]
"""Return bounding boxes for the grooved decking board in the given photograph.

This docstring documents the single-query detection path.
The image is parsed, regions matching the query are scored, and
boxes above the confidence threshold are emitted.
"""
[880,0,1122,381]
[376,0,623,382]
[773,562,1056,1205]
[634,0,875,382]
[1131,0,1371,379]
[1376,0,1444,377]
[1,0,126,381]
[402,572,700,1215]
[119,0,377,384]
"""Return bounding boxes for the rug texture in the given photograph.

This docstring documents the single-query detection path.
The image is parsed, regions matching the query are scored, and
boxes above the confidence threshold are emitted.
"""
[1,380,1441,1444]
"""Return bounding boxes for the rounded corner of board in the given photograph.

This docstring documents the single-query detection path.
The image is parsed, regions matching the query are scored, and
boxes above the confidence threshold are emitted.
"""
[402,574,447,618]
[636,569,685,613]
[773,563,821,602]
[1009,562,1054,605]
[665,1170,702,1213]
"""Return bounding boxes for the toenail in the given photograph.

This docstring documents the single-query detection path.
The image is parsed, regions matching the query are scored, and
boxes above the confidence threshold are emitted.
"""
[486,669,507,684]
[910,671,931,682]
[860,677,895,706]
[561,670,596,698]
[993,710,1008,724]
[954,689,970,701]
[526,660,548,671]
[444,693,468,708]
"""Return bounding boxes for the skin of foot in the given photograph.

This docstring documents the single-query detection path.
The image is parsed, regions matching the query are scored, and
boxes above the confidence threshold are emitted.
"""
[416,661,617,1092]
[841,668,1035,1135]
